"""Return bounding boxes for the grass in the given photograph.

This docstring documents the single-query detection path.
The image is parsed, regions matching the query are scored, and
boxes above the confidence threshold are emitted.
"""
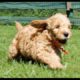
[0,24,80,78]
[0,9,66,17]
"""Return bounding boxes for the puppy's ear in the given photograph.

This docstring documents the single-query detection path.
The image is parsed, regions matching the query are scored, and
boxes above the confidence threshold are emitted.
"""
[15,21,23,31]
[31,20,48,29]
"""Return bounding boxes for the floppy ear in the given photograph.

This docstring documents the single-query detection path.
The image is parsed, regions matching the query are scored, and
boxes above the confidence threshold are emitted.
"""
[31,20,48,29]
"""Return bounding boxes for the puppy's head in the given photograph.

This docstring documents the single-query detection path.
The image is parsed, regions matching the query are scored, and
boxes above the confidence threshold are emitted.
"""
[31,13,72,44]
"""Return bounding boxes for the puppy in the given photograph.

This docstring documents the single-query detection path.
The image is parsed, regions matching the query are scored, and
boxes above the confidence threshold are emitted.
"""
[8,13,72,69]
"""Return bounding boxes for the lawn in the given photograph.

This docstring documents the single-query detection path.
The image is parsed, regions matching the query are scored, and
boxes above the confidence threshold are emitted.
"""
[0,24,80,78]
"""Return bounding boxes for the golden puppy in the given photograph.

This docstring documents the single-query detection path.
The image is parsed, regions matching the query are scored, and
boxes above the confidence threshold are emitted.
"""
[8,13,72,69]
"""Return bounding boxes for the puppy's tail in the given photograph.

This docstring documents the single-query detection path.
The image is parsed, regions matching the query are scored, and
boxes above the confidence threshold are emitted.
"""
[15,21,23,31]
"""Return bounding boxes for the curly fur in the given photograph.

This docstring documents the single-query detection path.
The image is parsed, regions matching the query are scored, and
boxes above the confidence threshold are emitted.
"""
[8,13,72,69]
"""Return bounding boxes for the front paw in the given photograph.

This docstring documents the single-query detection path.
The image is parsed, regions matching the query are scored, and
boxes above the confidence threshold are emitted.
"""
[49,63,64,69]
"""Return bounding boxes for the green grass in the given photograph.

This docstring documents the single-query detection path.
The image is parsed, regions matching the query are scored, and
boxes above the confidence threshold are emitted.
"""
[0,24,80,78]
[0,9,66,17]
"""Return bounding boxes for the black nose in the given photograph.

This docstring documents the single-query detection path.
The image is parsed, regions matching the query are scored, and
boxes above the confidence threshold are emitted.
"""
[64,32,69,37]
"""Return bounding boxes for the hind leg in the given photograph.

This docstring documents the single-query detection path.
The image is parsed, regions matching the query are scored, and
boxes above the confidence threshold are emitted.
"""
[8,38,19,60]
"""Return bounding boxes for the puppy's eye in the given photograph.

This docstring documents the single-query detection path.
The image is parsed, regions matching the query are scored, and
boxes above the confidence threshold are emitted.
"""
[56,25,60,28]
[68,25,72,29]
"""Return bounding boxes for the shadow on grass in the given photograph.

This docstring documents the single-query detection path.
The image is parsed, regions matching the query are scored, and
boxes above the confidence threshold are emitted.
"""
[7,53,44,66]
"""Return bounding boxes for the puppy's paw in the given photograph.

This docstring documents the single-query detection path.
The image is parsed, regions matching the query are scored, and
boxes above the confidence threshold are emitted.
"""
[49,63,64,69]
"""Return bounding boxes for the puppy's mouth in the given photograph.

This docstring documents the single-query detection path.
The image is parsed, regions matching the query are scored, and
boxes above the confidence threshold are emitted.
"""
[57,39,67,44]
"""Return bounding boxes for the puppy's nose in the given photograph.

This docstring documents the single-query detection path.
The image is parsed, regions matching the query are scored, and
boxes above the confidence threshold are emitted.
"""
[64,32,69,37]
